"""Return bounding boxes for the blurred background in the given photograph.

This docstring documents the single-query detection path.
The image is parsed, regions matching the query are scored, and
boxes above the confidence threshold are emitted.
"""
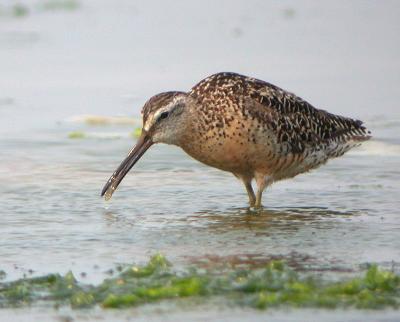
[0,1,399,320]
[1,0,399,135]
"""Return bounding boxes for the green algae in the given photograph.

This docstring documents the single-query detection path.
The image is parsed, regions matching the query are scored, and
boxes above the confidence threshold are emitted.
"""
[0,255,399,310]
[68,131,86,139]
[0,1,79,19]
[12,4,29,18]
[130,127,142,139]
[39,0,80,11]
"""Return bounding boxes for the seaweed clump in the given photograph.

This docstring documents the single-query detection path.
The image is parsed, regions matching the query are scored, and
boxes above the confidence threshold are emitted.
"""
[0,255,399,310]
[68,131,86,139]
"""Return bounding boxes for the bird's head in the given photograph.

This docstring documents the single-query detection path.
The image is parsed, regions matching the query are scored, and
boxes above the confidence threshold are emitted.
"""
[142,91,188,144]
[101,91,189,200]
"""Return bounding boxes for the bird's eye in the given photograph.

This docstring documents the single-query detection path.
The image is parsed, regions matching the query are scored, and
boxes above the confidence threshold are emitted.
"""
[159,111,169,121]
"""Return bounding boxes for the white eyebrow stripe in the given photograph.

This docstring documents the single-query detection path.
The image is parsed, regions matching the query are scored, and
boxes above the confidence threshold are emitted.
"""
[143,94,186,131]
[143,106,171,131]
[153,106,171,120]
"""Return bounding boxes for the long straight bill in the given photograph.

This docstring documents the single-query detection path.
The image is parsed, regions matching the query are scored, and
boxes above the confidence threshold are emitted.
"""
[101,134,153,200]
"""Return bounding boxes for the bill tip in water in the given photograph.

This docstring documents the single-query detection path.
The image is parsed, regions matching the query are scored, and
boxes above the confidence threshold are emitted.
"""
[104,188,114,201]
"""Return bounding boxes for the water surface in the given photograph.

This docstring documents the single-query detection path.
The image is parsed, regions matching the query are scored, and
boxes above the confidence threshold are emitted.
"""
[1,0,399,320]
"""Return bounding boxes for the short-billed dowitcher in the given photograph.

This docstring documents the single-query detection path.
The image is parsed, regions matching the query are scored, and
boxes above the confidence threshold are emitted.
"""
[101,72,371,207]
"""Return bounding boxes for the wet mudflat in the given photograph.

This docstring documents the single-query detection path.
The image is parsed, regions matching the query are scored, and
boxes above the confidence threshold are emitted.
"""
[1,0,400,321]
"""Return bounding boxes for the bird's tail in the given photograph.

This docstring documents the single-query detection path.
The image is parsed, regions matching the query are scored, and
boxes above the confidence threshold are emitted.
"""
[326,119,371,158]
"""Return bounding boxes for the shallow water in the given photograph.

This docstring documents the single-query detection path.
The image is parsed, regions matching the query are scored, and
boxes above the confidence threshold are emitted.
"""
[1,0,400,320]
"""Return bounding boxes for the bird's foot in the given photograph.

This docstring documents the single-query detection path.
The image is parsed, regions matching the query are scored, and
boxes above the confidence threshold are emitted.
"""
[248,202,264,212]
[247,206,264,215]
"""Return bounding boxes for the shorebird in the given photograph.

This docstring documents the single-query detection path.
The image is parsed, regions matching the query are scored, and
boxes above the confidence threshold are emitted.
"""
[101,72,370,207]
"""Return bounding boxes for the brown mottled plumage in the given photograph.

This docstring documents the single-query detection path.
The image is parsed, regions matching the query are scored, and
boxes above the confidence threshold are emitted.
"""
[101,72,371,207]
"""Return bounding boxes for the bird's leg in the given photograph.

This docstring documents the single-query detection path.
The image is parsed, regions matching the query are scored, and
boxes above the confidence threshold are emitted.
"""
[245,181,256,207]
[239,176,255,207]
[254,174,271,208]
